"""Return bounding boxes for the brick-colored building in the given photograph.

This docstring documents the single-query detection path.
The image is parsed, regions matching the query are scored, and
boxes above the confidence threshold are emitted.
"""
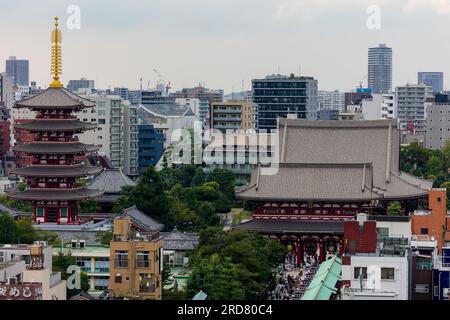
[411,189,449,253]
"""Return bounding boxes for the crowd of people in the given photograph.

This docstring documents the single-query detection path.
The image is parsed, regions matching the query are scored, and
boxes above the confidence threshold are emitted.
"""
[268,252,320,300]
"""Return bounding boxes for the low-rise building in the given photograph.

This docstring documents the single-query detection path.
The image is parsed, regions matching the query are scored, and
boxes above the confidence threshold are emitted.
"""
[341,214,410,300]
[0,242,66,300]
[109,217,163,300]
[53,243,110,295]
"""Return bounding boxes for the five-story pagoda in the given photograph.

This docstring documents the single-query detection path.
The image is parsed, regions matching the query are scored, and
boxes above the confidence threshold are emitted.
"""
[8,17,103,224]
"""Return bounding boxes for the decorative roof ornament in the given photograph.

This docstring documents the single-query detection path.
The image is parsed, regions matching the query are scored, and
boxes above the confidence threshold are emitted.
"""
[50,16,63,88]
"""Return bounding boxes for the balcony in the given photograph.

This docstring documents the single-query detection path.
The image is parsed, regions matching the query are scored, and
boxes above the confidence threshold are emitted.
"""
[413,210,432,216]
[411,235,438,249]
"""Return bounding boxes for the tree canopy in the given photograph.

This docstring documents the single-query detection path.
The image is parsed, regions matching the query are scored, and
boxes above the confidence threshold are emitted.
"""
[186,228,285,300]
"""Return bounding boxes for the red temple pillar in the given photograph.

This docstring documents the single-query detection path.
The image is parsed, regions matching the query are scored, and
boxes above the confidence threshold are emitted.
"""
[319,239,325,263]
[338,239,343,256]
[296,238,302,267]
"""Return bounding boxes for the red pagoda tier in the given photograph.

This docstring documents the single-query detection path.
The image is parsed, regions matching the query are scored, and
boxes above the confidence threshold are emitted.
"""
[7,17,103,224]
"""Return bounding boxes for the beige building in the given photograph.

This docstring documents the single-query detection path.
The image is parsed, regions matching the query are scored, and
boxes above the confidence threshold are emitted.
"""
[0,242,66,300]
[109,217,163,300]
[210,100,255,132]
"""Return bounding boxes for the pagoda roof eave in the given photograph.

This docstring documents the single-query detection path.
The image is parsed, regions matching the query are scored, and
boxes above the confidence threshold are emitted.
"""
[7,187,104,201]
[12,142,99,155]
[11,165,103,177]
[14,87,95,109]
[14,120,97,132]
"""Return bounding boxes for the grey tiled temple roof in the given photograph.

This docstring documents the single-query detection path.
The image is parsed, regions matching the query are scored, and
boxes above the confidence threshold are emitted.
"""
[15,87,95,109]
[161,228,199,251]
[236,118,431,201]
[235,219,344,234]
[12,142,99,154]
[11,164,102,177]
[8,187,103,201]
[119,206,164,232]
[87,169,136,194]
[14,120,97,131]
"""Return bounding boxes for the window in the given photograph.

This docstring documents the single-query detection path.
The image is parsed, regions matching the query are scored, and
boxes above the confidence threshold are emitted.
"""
[136,251,150,268]
[421,228,429,235]
[434,286,439,297]
[98,110,106,116]
[114,251,128,268]
[99,119,106,125]
[353,267,367,279]
[139,274,154,293]
[60,207,68,218]
[415,284,429,293]
[36,207,45,217]
[377,227,389,237]
[114,274,122,283]
[381,267,395,280]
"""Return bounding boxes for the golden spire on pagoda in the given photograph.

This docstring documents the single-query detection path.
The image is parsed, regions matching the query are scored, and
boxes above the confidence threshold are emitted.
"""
[50,16,63,88]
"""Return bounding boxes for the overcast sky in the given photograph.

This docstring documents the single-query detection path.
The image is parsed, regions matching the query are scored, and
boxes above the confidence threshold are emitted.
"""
[1,0,450,93]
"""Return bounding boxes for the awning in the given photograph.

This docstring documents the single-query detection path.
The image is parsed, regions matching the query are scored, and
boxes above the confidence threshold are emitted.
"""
[302,255,342,300]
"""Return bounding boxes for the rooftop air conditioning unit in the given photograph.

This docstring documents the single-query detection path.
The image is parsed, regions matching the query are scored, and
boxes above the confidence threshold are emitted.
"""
[71,240,78,249]
[79,240,86,249]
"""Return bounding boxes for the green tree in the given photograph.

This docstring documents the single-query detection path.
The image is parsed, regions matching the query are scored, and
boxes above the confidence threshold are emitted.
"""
[400,142,430,177]
[191,167,206,186]
[187,228,284,300]
[197,202,220,227]
[387,201,402,216]
[0,213,18,243]
[78,199,98,213]
[115,166,169,223]
[96,231,113,246]
[52,252,90,298]
[187,254,246,300]
[207,169,236,201]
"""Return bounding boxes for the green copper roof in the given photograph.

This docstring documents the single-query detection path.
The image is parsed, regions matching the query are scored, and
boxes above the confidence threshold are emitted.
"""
[302,255,342,301]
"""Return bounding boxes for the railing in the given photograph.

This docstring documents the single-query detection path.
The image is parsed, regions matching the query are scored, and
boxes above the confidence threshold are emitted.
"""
[411,235,436,242]
[113,260,129,268]
[413,210,432,216]
[136,260,150,268]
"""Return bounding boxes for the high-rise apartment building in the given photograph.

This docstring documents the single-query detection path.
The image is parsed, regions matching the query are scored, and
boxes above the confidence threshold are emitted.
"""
[77,94,139,176]
[252,74,318,131]
[418,72,444,93]
[67,78,95,92]
[5,56,29,86]
[395,84,433,134]
[368,44,392,94]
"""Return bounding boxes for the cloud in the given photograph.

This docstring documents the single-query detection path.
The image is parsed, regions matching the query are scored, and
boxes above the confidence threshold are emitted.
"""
[405,0,450,15]
[273,0,389,22]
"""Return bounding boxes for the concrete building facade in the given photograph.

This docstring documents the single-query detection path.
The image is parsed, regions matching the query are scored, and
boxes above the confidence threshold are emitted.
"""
[252,74,318,131]
[77,94,139,176]
[396,84,433,134]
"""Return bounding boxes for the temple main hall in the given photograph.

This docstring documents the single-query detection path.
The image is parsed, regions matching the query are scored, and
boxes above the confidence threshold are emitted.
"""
[7,17,103,224]
[235,118,432,265]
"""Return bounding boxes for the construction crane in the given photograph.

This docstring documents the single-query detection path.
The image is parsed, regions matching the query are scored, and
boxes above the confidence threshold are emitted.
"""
[153,68,171,94]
